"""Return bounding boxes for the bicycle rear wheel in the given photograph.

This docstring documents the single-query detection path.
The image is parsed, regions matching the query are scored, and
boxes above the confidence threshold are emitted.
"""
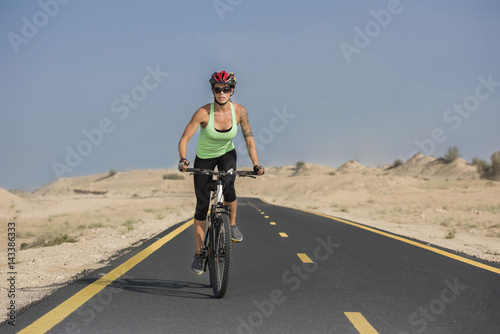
[210,212,232,298]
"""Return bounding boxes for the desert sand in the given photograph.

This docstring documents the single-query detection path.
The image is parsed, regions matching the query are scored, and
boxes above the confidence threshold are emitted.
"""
[1,154,499,322]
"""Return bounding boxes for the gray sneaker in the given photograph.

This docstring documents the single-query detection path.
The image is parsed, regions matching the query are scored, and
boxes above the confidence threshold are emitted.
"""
[191,254,204,275]
[231,225,243,242]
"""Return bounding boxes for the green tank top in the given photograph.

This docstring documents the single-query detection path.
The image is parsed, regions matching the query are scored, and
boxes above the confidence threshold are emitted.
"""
[196,102,238,159]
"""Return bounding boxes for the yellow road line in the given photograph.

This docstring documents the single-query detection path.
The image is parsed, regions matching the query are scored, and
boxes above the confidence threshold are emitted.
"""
[301,209,500,275]
[297,253,313,263]
[279,232,288,237]
[270,222,276,225]
[260,212,265,214]
[257,198,500,275]
[345,312,379,334]
[264,215,270,218]
[19,219,194,334]
[245,198,262,212]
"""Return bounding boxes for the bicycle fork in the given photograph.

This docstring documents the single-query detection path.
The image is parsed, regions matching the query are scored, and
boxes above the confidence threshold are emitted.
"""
[202,214,212,272]
[203,178,231,272]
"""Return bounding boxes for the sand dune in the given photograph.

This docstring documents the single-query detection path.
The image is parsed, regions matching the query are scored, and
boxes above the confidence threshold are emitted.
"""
[0,188,22,204]
[389,153,478,179]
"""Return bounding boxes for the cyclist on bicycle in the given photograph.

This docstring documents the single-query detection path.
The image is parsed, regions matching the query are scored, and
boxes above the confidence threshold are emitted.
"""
[178,70,265,274]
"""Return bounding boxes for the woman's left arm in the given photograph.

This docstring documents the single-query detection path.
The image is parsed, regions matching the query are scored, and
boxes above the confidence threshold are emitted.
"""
[239,106,264,175]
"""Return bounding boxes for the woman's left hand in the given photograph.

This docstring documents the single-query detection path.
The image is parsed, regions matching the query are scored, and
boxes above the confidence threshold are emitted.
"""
[254,165,265,176]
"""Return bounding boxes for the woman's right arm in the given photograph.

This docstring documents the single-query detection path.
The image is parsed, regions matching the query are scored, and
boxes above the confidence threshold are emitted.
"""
[178,108,206,169]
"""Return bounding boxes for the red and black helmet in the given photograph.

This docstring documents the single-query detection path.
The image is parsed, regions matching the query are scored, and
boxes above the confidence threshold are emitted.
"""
[209,71,237,88]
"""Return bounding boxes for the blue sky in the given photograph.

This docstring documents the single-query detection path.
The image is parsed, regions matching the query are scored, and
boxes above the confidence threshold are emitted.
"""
[1,0,499,190]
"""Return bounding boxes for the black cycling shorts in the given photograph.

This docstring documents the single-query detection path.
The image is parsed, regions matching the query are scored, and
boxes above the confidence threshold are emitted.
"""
[193,149,237,221]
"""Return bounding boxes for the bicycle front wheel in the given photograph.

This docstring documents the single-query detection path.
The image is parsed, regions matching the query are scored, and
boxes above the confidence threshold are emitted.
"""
[210,212,232,298]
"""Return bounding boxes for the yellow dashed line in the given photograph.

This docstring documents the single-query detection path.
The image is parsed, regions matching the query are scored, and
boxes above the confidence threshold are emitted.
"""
[264,215,270,218]
[279,232,288,237]
[345,312,379,334]
[258,198,500,275]
[270,222,276,225]
[297,253,313,263]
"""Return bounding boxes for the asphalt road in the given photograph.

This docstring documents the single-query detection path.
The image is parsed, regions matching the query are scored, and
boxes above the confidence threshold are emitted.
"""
[3,198,500,333]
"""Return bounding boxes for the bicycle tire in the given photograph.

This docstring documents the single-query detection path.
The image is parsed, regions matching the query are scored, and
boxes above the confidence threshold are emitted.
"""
[206,229,213,288]
[210,212,232,298]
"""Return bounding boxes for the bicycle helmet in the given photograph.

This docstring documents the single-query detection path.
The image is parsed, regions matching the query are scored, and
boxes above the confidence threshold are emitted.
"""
[209,71,237,88]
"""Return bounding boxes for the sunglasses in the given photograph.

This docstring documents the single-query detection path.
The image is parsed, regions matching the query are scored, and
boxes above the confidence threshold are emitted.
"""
[213,86,232,94]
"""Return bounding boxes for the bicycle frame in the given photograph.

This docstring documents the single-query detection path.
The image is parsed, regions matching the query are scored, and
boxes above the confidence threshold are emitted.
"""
[213,178,224,205]
[204,174,230,272]
[185,167,256,297]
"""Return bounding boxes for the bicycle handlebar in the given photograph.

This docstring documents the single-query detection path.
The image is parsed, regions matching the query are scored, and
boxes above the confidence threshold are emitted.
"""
[185,168,257,178]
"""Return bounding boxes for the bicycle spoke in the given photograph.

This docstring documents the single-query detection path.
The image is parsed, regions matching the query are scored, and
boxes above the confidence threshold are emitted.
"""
[209,214,232,297]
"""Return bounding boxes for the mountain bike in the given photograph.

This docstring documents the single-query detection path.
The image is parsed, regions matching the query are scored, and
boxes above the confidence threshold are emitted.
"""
[186,168,257,298]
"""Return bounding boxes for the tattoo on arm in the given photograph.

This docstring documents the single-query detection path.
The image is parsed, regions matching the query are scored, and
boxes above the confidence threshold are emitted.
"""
[240,106,253,138]
[242,126,253,138]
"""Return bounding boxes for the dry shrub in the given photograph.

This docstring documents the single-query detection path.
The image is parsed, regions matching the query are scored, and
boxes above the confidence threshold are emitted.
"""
[473,151,500,180]
[444,146,460,163]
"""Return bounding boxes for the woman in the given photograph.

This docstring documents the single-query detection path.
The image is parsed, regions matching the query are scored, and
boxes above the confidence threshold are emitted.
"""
[178,70,265,275]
